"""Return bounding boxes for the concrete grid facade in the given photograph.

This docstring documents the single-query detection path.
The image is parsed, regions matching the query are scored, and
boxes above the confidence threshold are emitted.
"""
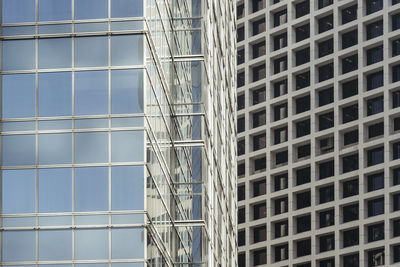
[236,0,400,266]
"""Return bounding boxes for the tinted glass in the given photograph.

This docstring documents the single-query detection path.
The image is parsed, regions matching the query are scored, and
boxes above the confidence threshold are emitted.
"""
[38,72,72,116]
[111,228,144,259]
[2,169,35,214]
[111,35,143,66]
[38,168,72,212]
[111,131,144,162]
[75,0,108,19]
[2,74,35,118]
[74,132,108,163]
[75,37,108,67]
[75,229,108,259]
[111,166,144,210]
[39,133,72,164]
[2,135,35,166]
[2,40,35,71]
[111,0,143,17]
[2,231,35,261]
[38,230,72,260]
[111,69,144,114]
[75,167,108,211]
[38,0,72,21]
[75,71,109,115]
[39,38,72,69]
[2,0,35,23]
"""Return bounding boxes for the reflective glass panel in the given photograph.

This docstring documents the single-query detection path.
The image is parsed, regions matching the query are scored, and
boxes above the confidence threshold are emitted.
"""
[39,133,72,164]
[74,229,108,260]
[111,228,144,259]
[38,0,72,21]
[74,132,108,163]
[75,119,108,129]
[74,22,108,32]
[76,264,108,267]
[111,0,143,17]
[2,0,35,23]
[2,231,35,262]
[39,24,72,34]
[75,0,108,19]
[2,26,36,36]
[39,38,72,69]
[3,217,36,227]
[111,117,144,127]
[75,215,108,225]
[38,120,72,130]
[112,263,144,267]
[111,166,144,210]
[75,37,108,67]
[2,121,35,132]
[38,168,72,212]
[2,40,35,71]
[2,135,35,166]
[75,71,108,115]
[111,35,143,65]
[111,69,144,114]
[111,131,144,162]
[75,167,108,211]
[38,216,72,226]
[2,169,35,214]
[38,72,72,116]
[39,230,72,260]
[2,74,35,118]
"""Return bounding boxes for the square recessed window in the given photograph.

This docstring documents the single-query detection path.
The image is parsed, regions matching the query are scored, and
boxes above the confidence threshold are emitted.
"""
[342,5,357,24]
[367,45,383,65]
[367,20,383,40]
[342,29,358,49]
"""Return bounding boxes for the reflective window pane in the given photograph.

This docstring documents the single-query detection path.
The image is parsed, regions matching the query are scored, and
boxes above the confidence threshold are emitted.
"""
[39,230,72,260]
[75,167,108,211]
[75,229,108,260]
[38,168,72,213]
[38,0,72,21]
[111,131,144,162]
[111,166,144,210]
[2,231,35,262]
[111,0,143,18]
[112,263,144,267]
[74,132,108,163]
[2,0,35,23]
[75,71,108,115]
[39,38,72,69]
[75,37,108,67]
[2,135,35,166]
[39,134,72,164]
[111,228,144,259]
[2,169,35,214]
[111,69,144,114]
[2,74,36,118]
[38,72,72,116]
[111,35,143,66]
[75,0,108,19]
[2,40,35,71]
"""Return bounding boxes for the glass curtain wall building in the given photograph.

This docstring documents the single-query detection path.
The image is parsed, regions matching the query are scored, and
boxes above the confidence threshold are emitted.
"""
[0,0,237,266]
[237,0,400,266]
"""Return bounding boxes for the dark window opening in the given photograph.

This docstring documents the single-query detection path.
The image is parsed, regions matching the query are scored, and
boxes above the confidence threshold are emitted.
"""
[253,133,266,151]
[394,193,400,211]
[274,244,288,262]
[342,79,358,98]
[319,111,334,131]
[252,87,266,105]
[343,153,359,173]
[394,167,400,185]
[237,48,245,65]
[238,162,245,176]
[237,26,245,42]
[367,96,384,116]
[237,94,245,110]
[344,254,359,267]
[319,0,333,9]
[342,5,357,24]
[319,185,334,204]
[368,222,384,242]
[367,71,384,91]
[395,117,400,131]
[237,3,244,19]
[297,214,311,233]
[394,141,400,159]
[238,184,245,201]
[238,230,245,246]
[344,129,358,145]
[253,179,266,197]
[296,24,310,42]
[319,39,334,58]
[393,64,400,82]
[320,234,335,252]
[252,0,265,12]
[319,209,334,228]
[368,197,384,217]
[319,87,334,106]
[319,14,333,33]
[367,146,384,166]
[274,79,287,97]
[343,203,359,222]
[237,117,245,133]
[319,63,334,82]
[252,41,266,59]
[367,45,383,65]
[394,245,400,263]
[296,191,311,209]
[296,95,310,114]
[367,20,383,40]
[366,0,383,14]
[252,64,266,82]
[274,56,287,74]
[393,91,400,108]
[274,173,288,191]
[343,179,359,198]
[393,13,400,31]
[368,248,384,267]
[343,228,359,247]
[274,103,288,121]
[297,239,311,257]
[368,122,384,138]
[342,29,358,49]
[254,157,266,172]
[320,259,335,267]
[296,0,310,18]
[274,33,287,51]
[342,54,358,73]
[275,197,288,215]
[253,248,267,266]
[275,150,288,165]
[253,202,266,220]
[394,219,400,237]
[393,38,400,56]
[319,160,334,179]
[297,166,311,185]
[253,225,266,243]
[274,10,287,27]
[298,143,311,159]
[252,18,266,36]
[296,47,310,66]
[237,71,245,87]
[238,207,245,224]
[238,253,245,267]
[237,139,245,156]
[274,126,288,144]
[253,110,266,128]
[342,104,359,123]
[296,71,310,90]
[296,119,310,137]
[275,220,288,238]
